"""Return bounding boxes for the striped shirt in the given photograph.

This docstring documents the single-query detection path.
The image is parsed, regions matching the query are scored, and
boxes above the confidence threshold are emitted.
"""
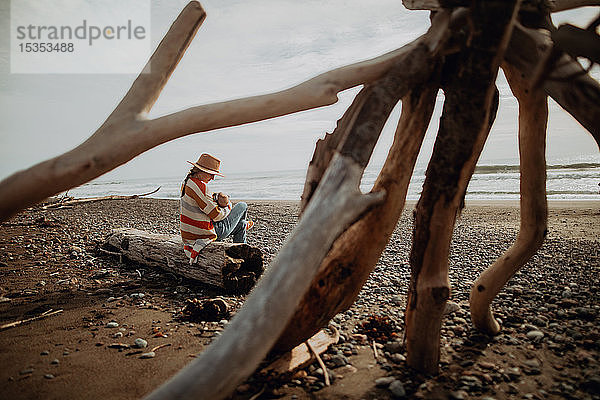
[180,177,231,263]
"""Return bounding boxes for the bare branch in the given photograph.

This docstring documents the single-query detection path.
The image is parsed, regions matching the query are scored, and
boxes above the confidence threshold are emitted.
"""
[108,1,206,120]
[470,63,548,335]
[275,83,439,352]
[505,23,600,147]
[404,0,600,11]
[406,0,519,374]
[300,87,374,212]
[550,0,600,12]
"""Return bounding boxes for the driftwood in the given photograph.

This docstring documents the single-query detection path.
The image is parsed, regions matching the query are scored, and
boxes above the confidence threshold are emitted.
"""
[402,0,600,12]
[261,328,339,377]
[469,63,549,334]
[276,83,440,350]
[0,309,63,331]
[405,0,517,373]
[505,23,600,146]
[42,187,160,210]
[104,228,263,294]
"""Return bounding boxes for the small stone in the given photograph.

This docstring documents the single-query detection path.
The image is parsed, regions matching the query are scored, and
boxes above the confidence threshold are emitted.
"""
[390,353,406,363]
[140,351,156,359]
[449,390,468,400]
[384,341,403,353]
[292,370,307,379]
[113,332,123,338]
[106,322,119,328]
[478,361,495,370]
[444,302,460,315]
[523,358,540,368]
[329,354,348,368]
[391,295,404,306]
[506,367,521,379]
[389,380,406,398]
[526,330,544,341]
[19,368,34,375]
[375,376,395,387]
[0,296,11,303]
[338,365,357,375]
[133,338,148,348]
[44,374,55,379]
[40,350,50,356]
[51,359,59,365]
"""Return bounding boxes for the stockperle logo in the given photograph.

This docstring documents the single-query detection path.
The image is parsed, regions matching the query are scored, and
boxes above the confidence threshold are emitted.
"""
[11,0,151,74]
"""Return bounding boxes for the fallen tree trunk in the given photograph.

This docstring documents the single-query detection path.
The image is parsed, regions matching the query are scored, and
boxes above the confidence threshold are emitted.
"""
[104,228,263,294]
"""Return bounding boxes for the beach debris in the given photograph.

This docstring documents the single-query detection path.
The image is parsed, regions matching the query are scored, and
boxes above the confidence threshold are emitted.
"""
[108,343,130,349]
[357,315,401,343]
[103,228,264,294]
[0,309,63,331]
[151,343,172,352]
[42,187,161,210]
[181,298,229,322]
[261,328,339,376]
[307,340,330,386]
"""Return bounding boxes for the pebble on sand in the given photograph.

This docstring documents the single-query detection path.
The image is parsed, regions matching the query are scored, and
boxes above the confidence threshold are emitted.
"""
[106,322,119,328]
[526,330,544,341]
[133,338,148,348]
[388,380,406,398]
[140,351,156,359]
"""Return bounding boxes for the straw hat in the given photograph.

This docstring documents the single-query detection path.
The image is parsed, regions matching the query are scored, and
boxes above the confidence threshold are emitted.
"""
[187,153,224,177]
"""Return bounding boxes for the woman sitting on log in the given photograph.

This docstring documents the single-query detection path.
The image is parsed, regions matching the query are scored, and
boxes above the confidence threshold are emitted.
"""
[180,153,253,264]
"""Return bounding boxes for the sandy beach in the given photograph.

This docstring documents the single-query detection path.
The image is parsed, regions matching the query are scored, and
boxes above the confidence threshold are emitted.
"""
[0,198,598,399]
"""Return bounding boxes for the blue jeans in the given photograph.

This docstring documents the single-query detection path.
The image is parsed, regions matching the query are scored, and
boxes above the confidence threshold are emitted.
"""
[214,202,248,243]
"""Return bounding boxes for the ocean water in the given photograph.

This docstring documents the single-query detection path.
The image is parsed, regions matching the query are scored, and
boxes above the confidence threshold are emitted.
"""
[67,161,600,202]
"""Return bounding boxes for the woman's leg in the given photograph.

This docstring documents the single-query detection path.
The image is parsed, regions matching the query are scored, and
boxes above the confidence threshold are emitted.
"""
[214,202,248,243]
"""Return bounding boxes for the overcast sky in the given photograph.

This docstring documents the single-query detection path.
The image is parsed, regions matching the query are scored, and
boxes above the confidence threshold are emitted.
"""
[0,0,598,182]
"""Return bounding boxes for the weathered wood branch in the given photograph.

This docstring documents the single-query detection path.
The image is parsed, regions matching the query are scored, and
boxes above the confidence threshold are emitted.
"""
[261,328,339,377]
[275,83,440,351]
[104,228,263,294]
[300,87,373,212]
[403,0,600,11]
[505,23,600,147]
[552,23,600,64]
[0,2,449,223]
[0,2,206,223]
[550,0,600,12]
[470,64,548,335]
[42,187,160,210]
[405,0,519,374]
